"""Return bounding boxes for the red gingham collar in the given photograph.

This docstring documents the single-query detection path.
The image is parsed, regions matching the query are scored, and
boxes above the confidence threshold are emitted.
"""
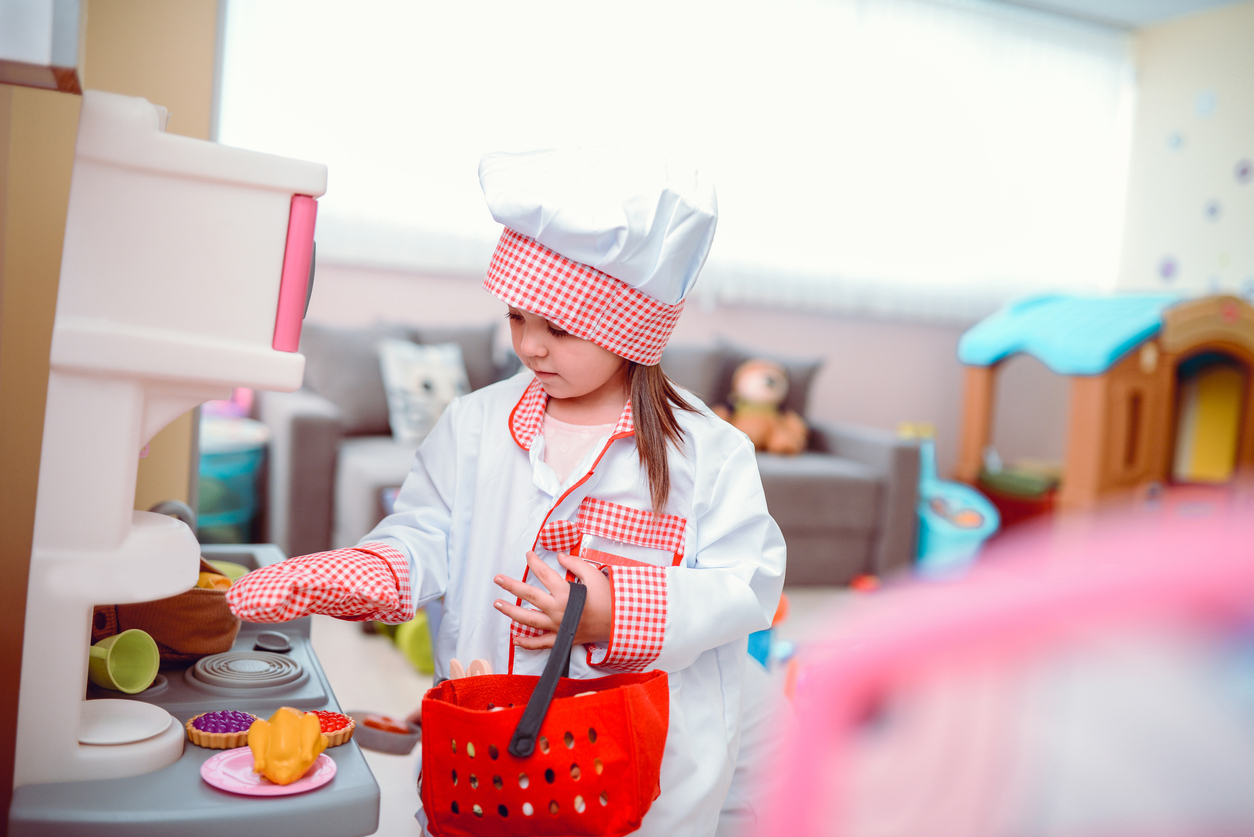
[509,377,635,451]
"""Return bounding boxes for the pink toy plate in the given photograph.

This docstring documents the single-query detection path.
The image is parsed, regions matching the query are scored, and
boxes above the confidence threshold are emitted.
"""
[200,747,335,796]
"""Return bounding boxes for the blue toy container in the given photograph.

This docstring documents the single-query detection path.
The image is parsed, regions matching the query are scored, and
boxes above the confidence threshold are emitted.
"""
[747,628,772,666]
[197,416,270,543]
[914,435,999,576]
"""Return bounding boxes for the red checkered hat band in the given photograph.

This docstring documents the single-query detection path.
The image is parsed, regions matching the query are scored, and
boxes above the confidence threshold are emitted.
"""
[484,228,683,366]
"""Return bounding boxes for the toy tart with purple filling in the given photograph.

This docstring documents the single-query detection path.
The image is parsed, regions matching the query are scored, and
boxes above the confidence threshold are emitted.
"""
[186,710,259,749]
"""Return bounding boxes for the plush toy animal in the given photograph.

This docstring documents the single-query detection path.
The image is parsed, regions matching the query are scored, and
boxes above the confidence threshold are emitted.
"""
[713,359,809,455]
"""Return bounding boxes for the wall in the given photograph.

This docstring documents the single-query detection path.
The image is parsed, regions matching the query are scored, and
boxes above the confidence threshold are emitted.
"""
[296,11,1254,497]
[305,261,1073,479]
[0,0,220,812]
[251,5,1254,497]
[0,80,80,819]
[1118,2,1254,295]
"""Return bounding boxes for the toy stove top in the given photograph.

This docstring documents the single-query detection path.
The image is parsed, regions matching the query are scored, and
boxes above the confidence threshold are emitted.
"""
[88,628,326,712]
[9,545,381,837]
[191,649,306,690]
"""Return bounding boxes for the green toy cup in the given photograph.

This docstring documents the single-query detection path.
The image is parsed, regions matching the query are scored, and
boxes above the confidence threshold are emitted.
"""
[89,629,160,694]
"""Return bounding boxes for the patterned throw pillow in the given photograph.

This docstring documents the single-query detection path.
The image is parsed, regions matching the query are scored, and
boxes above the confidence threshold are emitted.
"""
[377,340,469,447]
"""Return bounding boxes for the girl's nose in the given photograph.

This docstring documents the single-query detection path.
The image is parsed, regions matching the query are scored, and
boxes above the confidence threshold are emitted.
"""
[519,323,547,357]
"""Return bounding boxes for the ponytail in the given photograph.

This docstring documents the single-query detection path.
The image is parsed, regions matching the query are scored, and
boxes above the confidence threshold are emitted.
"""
[628,362,699,515]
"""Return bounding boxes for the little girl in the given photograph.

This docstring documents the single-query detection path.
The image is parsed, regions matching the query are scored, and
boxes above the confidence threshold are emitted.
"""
[228,147,786,836]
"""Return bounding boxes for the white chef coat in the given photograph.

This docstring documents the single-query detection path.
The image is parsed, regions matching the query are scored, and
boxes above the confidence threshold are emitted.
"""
[363,369,786,837]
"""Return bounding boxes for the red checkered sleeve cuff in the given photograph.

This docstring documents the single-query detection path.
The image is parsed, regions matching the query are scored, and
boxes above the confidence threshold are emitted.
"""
[588,565,667,672]
[225,543,413,624]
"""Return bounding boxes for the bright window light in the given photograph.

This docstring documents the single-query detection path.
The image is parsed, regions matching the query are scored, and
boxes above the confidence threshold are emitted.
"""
[218,0,1134,322]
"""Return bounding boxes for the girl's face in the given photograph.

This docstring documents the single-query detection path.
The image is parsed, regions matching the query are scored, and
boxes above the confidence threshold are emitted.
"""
[507,307,628,409]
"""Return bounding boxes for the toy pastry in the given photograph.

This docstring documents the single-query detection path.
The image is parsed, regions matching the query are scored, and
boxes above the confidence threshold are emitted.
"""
[309,709,355,746]
[248,706,327,785]
[361,713,409,734]
[185,710,259,749]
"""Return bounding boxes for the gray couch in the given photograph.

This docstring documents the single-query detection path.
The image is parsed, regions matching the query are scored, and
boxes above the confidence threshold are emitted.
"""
[258,322,919,585]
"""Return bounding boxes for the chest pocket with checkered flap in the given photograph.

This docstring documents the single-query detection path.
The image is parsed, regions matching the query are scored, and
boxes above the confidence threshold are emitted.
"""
[537,497,686,572]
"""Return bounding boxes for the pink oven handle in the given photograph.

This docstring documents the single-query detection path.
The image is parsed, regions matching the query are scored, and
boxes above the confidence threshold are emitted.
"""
[272,194,318,352]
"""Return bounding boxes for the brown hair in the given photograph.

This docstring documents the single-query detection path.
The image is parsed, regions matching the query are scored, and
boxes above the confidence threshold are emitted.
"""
[628,362,699,514]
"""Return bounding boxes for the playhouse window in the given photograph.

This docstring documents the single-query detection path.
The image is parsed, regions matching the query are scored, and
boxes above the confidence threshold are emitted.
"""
[1123,390,1143,471]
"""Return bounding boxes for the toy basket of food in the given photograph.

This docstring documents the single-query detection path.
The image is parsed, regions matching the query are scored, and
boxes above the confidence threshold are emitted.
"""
[419,584,669,837]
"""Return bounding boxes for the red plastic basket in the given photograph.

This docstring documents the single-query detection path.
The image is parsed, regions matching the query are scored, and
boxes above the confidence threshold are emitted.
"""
[420,584,669,837]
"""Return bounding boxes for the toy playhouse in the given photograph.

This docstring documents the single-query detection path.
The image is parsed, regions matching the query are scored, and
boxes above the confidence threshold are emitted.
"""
[955,294,1254,514]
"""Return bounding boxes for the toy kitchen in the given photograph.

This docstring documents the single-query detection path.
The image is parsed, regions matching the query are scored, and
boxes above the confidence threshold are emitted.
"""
[8,90,381,837]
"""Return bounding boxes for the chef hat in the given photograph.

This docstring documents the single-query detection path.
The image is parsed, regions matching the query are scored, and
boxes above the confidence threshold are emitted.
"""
[480,147,718,366]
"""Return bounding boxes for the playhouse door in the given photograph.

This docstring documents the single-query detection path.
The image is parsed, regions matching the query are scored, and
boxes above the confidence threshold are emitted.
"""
[1172,355,1247,484]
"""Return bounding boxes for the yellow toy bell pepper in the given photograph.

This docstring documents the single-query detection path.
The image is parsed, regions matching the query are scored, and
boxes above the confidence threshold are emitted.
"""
[196,571,232,590]
[248,706,327,785]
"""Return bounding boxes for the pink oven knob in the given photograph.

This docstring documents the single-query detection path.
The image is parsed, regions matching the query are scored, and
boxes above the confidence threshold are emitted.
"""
[272,194,318,352]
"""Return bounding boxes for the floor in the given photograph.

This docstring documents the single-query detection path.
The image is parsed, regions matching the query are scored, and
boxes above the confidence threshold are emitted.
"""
[309,586,851,837]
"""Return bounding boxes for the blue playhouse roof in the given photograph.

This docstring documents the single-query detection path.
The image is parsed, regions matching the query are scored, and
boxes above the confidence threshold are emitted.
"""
[958,293,1182,375]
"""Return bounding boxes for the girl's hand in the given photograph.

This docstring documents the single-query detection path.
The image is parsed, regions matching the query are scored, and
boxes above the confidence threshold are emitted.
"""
[494,551,612,649]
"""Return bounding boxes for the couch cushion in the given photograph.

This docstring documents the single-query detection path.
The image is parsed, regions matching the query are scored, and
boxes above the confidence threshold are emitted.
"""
[714,341,822,417]
[407,322,499,393]
[300,321,504,436]
[334,436,419,549]
[783,531,875,585]
[662,341,822,416]
[300,322,408,435]
[756,452,880,532]
[660,344,727,406]
[378,339,469,446]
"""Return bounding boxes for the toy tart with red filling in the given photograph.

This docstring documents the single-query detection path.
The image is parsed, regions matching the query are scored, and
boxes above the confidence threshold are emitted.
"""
[309,710,355,746]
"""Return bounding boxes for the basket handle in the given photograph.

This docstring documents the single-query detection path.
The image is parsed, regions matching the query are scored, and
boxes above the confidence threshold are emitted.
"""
[508,581,587,758]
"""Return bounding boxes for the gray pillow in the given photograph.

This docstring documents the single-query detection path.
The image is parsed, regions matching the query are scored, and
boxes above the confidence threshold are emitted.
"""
[712,340,822,417]
[299,322,407,435]
[299,321,503,436]
[659,344,728,406]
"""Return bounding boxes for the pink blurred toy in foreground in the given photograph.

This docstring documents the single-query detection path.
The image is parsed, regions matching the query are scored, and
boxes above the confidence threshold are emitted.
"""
[766,493,1254,836]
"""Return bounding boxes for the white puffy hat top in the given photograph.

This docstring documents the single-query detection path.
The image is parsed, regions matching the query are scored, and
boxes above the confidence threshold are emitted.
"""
[480,147,718,365]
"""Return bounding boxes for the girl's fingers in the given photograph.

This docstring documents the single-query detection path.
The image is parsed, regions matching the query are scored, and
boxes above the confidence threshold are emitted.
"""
[557,551,597,583]
[513,632,556,650]
[524,550,566,596]
[494,572,554,612]
[555,552,614,646]
[556,551,611,600]
[494,599,556,632]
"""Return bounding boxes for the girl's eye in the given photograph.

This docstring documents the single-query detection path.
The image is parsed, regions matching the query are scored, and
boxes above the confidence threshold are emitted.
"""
[506,311,523,323]
[546,324,569,338]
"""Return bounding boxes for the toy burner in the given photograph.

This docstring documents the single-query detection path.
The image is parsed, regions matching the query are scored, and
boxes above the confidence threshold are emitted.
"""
[188,651,306,693]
